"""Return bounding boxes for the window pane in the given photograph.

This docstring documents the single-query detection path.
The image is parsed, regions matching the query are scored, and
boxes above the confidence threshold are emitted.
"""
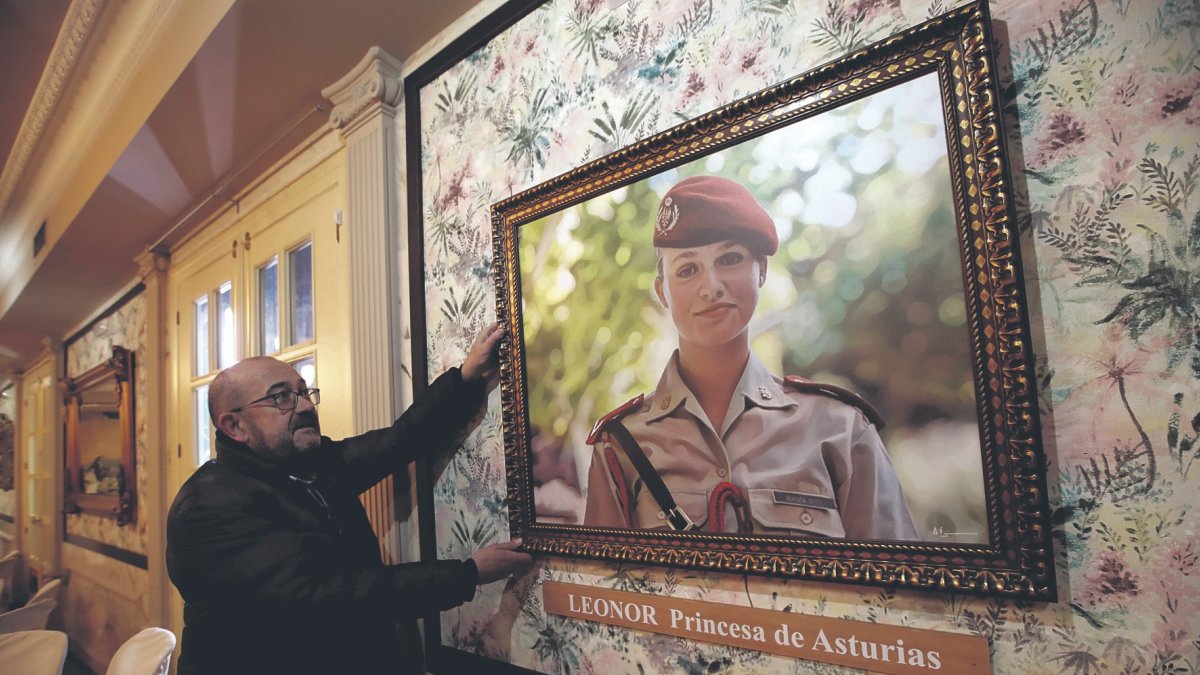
[290,242,313,344]
[194,294,209,376]
[259,257,280,355]
[217,281,236,369]
[194,385,211,464]
[291,356,315,388]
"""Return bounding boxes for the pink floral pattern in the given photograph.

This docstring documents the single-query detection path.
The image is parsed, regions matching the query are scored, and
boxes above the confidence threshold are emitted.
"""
[418,0,1200,671]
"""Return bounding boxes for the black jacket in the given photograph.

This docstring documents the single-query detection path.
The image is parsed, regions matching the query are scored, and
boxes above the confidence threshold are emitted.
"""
[167,368,485,675]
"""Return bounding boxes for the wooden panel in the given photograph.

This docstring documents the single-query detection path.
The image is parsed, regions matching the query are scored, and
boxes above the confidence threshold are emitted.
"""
[62,543,151,674]
[361,477,396,564]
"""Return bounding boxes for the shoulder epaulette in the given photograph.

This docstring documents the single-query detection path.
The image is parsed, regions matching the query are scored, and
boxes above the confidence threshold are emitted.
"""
[587,394,645,444]
[783,376,885,430]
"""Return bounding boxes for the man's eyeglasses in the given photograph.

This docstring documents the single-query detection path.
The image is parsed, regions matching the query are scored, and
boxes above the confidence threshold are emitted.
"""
[230,388,320,413]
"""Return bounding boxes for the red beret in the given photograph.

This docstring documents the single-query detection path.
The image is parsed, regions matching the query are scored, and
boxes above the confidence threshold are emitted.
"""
[653,175,778,255]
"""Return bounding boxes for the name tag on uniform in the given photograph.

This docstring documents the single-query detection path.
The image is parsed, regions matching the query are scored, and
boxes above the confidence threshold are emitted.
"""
[773,490,837,510]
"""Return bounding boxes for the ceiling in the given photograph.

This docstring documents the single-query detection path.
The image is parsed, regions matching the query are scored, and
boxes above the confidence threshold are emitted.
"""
[0,0,486,376]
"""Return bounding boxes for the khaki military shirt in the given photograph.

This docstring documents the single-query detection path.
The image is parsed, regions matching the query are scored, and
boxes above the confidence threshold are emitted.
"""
[584,352,918,540]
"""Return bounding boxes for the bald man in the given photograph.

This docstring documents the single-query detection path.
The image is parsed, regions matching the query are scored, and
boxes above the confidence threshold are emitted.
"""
[167,323,531,675]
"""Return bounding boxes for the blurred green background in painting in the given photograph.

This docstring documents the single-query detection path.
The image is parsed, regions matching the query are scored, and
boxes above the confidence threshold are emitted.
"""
[518,73,986,543]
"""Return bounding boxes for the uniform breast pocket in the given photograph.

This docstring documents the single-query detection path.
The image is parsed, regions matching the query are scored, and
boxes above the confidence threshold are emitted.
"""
[633,488,708,530]
[747,489,845,538]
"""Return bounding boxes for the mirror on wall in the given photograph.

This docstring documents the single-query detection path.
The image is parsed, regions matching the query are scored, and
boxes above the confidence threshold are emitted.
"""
[62,347,135,525]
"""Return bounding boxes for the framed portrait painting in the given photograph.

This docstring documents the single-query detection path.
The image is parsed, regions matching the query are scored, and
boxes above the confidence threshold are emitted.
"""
[489,1,1055,601]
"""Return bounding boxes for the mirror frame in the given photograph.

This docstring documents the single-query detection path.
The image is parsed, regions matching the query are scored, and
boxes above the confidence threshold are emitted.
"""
[62,346,136,525]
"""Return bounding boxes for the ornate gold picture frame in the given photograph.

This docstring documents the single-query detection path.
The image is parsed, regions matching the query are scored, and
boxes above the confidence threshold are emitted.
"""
[490,1,1054,601]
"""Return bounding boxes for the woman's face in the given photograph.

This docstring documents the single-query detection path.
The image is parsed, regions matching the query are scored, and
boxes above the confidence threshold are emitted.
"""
[655,240,767,349]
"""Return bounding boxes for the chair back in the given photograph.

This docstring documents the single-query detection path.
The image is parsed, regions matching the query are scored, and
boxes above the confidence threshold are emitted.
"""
[27,578,62,606]
[0,578,64,634]
[0,630,68,674]
[0,551,19,610]
[105,627,176,675]
[0,599,57,633]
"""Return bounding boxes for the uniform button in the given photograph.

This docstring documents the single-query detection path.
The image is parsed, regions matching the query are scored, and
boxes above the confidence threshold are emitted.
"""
[716,468,727,478]
[657,511,666,520]
[800,512,814,525]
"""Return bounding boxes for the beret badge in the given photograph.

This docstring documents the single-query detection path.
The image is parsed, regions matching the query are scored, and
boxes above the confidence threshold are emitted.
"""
[651,175,779,255]
[656,196,680,236]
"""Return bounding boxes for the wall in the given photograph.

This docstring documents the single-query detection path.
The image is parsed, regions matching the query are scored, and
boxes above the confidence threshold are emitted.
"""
[161,132,353,644]
[416,0,1199,672]
[0,381,15,557]
[65,292,148,553]
[62,292,150,672]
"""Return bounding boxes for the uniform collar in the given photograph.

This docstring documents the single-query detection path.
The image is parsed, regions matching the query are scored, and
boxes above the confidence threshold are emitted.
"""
[734,354,794,412]
[645,352,690,423]
[646,351,794,426]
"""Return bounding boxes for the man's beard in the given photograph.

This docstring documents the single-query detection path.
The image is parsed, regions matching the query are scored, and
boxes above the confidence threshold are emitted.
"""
[250,411,322,461]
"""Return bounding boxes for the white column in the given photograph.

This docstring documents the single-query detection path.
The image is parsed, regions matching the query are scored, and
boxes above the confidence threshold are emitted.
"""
[323,48,407,564]
[134,249,170,626]
[322,47,405,434]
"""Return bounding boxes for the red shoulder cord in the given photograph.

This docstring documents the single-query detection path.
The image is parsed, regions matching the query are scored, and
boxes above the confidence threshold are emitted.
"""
[708,481,752,533]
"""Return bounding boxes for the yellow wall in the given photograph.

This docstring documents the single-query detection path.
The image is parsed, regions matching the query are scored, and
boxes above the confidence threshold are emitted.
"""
[47,131,352,670]
[163,133,351,648]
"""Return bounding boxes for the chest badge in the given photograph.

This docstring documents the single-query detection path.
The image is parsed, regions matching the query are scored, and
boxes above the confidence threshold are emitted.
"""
[758,385,772,400]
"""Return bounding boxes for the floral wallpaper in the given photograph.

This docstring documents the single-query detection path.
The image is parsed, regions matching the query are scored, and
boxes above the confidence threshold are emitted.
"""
[418,0,1199,672]
[65,292,147,555]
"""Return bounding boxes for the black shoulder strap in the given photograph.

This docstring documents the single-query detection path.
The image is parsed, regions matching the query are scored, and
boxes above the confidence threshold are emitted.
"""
[604,420,695,531]
[784,376,886,430]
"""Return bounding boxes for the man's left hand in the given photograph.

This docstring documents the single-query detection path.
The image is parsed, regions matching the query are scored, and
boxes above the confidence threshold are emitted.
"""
[462,322,504,384]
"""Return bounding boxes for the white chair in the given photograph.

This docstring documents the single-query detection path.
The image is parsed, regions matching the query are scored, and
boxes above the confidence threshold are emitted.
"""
[27,577,62,606]
[105,627,176,675]
[0,577,62,633]
[0,630,68,674]
[0,598,57,633]
[0,550,20,610]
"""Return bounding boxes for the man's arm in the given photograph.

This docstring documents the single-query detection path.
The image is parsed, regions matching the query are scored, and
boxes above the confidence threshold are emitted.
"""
[460,322,503,383]
[328,324,504,494]
[328,367,485,494]
[470,539,532,585]
[167,486,478,619]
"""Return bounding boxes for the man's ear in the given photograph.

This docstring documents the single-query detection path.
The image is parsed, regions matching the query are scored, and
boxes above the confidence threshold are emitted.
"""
[757,256,768,287]
[217,412,251,443]
[654,276,668,308]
